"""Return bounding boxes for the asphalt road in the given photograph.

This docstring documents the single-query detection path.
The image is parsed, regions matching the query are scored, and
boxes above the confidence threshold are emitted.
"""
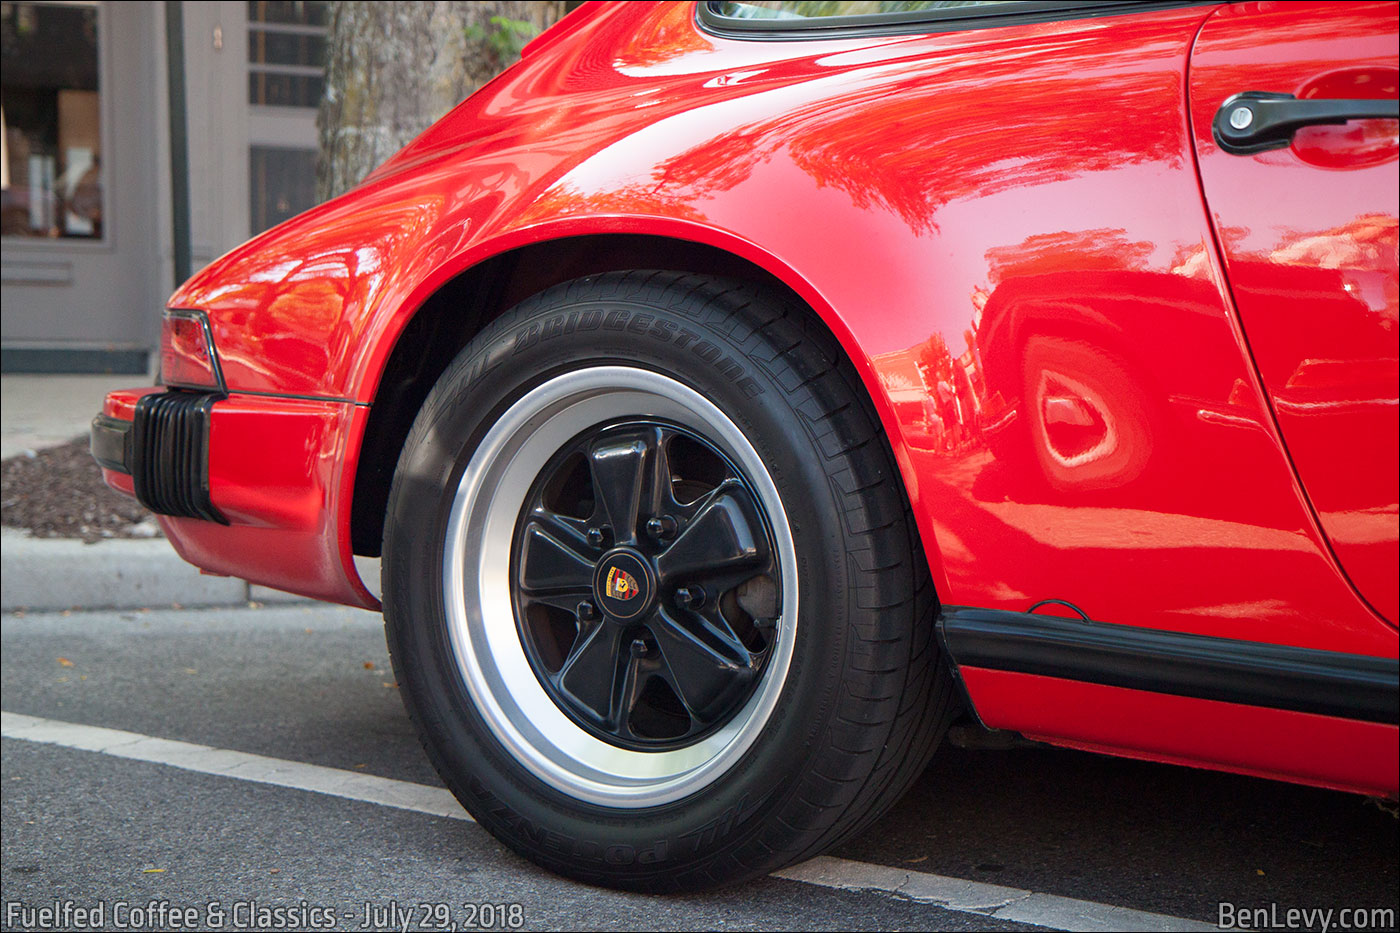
[2,604,1396,932]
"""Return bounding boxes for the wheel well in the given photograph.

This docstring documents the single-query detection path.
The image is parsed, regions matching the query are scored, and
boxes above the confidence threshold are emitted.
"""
[350,234,801,556]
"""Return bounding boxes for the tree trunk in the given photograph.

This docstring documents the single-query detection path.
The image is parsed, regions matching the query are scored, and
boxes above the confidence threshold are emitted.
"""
[317,1,566,201]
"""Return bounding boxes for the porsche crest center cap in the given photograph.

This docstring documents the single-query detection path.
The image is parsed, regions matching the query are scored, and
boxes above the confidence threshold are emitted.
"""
[606,566,639,601]
[595,550,653,620]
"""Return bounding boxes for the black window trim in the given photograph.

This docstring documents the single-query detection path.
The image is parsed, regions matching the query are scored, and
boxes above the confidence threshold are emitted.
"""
[696,0,1213,41]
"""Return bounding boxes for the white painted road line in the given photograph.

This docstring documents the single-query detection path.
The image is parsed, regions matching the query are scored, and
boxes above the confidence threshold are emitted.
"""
[3,710,1217,932]
[774,858,1218,931]
[0,710,466,822]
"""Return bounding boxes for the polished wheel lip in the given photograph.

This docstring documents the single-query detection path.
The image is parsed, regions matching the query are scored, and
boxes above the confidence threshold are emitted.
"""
[443,366,798,807]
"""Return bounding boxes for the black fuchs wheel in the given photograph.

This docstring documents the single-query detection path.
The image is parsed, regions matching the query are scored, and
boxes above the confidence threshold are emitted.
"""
[382,271,954,890]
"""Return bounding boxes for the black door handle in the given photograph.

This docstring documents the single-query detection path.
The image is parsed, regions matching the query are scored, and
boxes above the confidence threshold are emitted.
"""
[1213,91,1399,155]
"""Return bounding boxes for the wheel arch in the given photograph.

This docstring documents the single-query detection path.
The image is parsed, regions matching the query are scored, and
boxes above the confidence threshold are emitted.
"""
[346,229,952,602]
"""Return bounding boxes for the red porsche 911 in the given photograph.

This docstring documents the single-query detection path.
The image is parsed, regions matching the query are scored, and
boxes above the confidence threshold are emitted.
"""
[93,0,1398,890]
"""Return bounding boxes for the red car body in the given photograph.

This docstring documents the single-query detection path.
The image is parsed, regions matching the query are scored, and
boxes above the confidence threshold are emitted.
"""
[98,0,1397,807]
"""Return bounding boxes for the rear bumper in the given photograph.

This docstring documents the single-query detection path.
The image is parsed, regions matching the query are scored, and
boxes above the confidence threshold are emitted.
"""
[93,388,378,609]
[90,413,131,473]
[91,391,225,524]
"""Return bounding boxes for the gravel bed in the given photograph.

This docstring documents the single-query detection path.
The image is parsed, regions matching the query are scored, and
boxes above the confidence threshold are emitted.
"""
[1,438,161,543]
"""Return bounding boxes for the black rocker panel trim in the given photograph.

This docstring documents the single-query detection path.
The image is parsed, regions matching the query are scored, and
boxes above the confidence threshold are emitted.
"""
[940,607,1399,725]
[130,391,227,525]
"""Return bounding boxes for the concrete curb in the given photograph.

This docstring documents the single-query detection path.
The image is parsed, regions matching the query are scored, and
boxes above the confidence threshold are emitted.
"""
[1,528,318,612]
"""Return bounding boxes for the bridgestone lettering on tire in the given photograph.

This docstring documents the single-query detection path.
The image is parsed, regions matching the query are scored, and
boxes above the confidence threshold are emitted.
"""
[383,271,954,891]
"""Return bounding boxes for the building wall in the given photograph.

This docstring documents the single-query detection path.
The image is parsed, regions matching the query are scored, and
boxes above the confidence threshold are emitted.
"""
[185,1,252,275]
[1,0,324,374]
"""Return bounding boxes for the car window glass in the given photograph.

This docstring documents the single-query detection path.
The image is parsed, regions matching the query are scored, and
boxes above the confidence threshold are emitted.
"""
[715,1,1021,19]
[701,0,1159,36]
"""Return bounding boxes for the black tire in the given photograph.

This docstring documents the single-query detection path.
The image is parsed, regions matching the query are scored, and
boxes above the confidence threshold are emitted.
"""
[382,271,954,891]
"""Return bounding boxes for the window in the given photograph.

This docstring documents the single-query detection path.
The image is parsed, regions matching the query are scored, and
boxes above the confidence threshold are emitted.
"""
[247,1,328,233]
[700,1,1158,37]
[713,1,1020,19]
[247,1,329,108]
[1,1,103,239]
[249,146,316,234]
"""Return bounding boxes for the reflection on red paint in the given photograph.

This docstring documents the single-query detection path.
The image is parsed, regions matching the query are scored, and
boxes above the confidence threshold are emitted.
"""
[963,667,1398,797]
[1191,0,1399,623]
[1293,66,1399,169]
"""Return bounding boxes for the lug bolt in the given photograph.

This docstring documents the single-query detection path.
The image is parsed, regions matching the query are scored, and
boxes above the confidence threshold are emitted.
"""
[630,639,650,659]
[674,585,706,610]
[586,526,610,548]
[646,515,678,540]
[576,601,598,621]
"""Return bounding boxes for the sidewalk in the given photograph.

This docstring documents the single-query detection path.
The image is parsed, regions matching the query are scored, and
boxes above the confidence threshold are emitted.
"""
[1,373,331,612]
[1,372,138,459]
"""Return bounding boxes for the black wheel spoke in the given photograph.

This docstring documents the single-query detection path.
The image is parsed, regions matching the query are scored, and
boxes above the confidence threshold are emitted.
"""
[557,621,625,727]
[656,481,767,585]
[521,589,596,614]
[651,607,754,722]
[588,435,651,546]
[609,651,650,741]
[518,518,595,600]
[645,426,679,516]
[530,509,596,556]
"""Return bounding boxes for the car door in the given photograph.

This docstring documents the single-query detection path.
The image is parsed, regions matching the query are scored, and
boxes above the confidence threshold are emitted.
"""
[1189,0,1399,624]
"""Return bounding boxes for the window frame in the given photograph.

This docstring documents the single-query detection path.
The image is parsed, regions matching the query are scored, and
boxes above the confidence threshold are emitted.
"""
[244,0,327,236]
[1,0,115,252]
[246,1,328,110]
[695,0,1202,41]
